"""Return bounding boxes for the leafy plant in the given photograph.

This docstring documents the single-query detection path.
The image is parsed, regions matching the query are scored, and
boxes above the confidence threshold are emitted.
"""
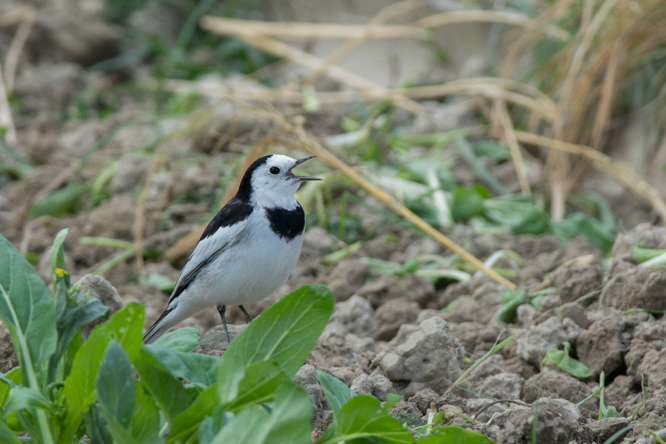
[542,342,593,380]
[0,231,494,443]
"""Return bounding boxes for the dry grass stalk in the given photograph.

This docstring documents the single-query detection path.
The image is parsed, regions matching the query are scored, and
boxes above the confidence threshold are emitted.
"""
[415,10,568,40]
[166,77,557,120]
[304,0,420,86]
[3,5,35,94]
[515,131,666,222]
[201,29,422,114]
[200,11,568,41]
[493,99,531,194]
[0,65,17,145]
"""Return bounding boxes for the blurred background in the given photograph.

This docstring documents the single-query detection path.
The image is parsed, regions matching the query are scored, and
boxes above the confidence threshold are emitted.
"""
[0,0,665,332]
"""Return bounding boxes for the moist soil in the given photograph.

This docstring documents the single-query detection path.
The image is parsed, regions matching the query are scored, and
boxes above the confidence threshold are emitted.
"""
[1,2,666,443]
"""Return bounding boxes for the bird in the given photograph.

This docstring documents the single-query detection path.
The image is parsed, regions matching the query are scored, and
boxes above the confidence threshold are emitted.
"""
[143,154,320,344]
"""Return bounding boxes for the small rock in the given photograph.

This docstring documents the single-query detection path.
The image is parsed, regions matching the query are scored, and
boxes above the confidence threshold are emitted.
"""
[76,274,123,339]
[539,293,562,312]
[327,259,370,302]
[388,401,427,429]
[302,227,336,256]
[516,304,537,326]
[516,317,568,367]
[296,365,329,430]
[479,373,523,400]
[611,223,666,258]
[496,399,575,444]
[448,322,509,356]
[375,300,420,341]
[466,398,509,423]
[558,302,592,329]
[375,317,464,393]
[357,274,435,308]
[576,309,631,375]
[588,417,631,443]
[637,348,666,388]
[350,373,393,401]
[523,368,598,415]
[322,295,375,338]
[195,324,247,357]
[0,323,17,373]
[551,264,602,304]
[602,266,666,311]
[409,388,440,414]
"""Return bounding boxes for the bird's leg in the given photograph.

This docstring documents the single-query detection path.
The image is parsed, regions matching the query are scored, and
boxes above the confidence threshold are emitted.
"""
[216,304,231,344]
[239,305,253,323]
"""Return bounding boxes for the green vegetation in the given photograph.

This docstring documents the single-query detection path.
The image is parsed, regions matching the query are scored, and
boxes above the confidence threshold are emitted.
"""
[0,230,493,443]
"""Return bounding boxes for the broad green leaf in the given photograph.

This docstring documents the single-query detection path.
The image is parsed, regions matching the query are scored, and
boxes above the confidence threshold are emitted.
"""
[134,347,193,424]
[0,368,21,408]
[3,386,51,416]
[211,405,269,444]
[451,186,489,222]
[212,381,312,444]
[96,342,135,428]
[484,196,550,235]
[154,328,201,352]
[28,183,82,219]
[218,285,334,401]
[0,417,20,444]
[99,406,139,444]
[542,343,593,380]
[0,235,57,383]
[198,407,227,444]
[455,137,509,195]
[145,345,217,388]
[129,383,160,443]
[319,395,413,444]
[59,303,144,443]
[318,371,355,416]
[225,361,289,411]
[83,403,112,444]
[419,426,494,443]
[168,385,218,444]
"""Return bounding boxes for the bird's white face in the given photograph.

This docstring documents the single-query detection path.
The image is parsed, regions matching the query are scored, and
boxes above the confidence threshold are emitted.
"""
[250,155,318,208]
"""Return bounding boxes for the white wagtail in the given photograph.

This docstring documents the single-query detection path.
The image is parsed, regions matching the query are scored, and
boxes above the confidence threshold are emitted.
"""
[143,154,320,344]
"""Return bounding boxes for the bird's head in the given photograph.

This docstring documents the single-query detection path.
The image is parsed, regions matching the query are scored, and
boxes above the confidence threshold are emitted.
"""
[237,154,320,208]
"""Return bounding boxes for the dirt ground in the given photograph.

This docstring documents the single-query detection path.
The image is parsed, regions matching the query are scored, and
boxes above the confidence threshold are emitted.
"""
[2,2,666,443]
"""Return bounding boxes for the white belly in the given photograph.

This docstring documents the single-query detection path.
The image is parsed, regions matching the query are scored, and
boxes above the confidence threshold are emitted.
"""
[189,213,303,307]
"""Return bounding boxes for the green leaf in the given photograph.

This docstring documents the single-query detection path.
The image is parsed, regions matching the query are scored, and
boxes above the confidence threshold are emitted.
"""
[492,289,527,324]
[455,137,510,195]
[146,345,218,388]
[3,387,51,416]
[633,246,666,263]
[0,417,21,444]
[83,403,112,444]
[212,381,312,444]
[484,196,550,235]
[551,213,616,255]
[129,383,160,443]
[319,395,413,444]
[318,371,355,416]
[28,183,82,219]
[218,285,334,402]
[451,186,489,222]
[419,426,494,443]
[225,361,289,411]
[154,328,201,352]
[198,407,227,444]
[59,303,144,443]
[0,234,57,383]
[0,368,21,408]
[542,343,593,380]
[50,229,69,284]
[168,385,219,444]
[134,346,193,425]
[139,272,176,294]
[96,342,135,428]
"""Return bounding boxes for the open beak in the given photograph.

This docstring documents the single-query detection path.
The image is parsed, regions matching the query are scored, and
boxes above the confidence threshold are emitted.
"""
[288,155,321,182]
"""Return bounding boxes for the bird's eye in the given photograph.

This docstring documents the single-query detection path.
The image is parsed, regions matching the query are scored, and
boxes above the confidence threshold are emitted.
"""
[270,167,280,175]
